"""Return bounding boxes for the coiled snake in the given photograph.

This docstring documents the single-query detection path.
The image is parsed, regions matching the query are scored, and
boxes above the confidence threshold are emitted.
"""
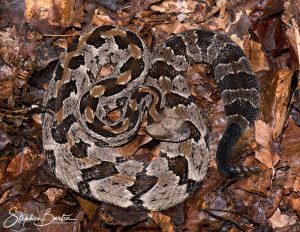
[42,25,260,211]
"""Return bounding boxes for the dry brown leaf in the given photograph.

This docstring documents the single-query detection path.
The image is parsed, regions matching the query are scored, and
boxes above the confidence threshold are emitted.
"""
[291,18,300,69]
[273,69,293,139]
[25,0,75,27]
[0,79,13,100]
[254,120,280,169]
[293,176,300,192]
[272,153,280,167]
[151,0,197,14]
[44,188,64,203]
[283,170,296,191]
[230,34,248,54]
[249,40,270,72]
[281,117,300,175]
[255,149,271,168]
[6,147,44,176]
[183,206,202,231]
[205,1,229,31]
[0,189,10,205]
[92,9,114,26]
[291,197,300,217]
[32,114,42,125]
[269,208,297,228]
[235,164,272,196]
[116,116,153,158]
[73,194,98,219]
[255,148,280,169]
[151,4,167,13]
[259,71,278,125]
[282,8,300,70]
[255,120,272,149]
[159,21,197,34]
[115,134,153,158]
[151,211,175,232]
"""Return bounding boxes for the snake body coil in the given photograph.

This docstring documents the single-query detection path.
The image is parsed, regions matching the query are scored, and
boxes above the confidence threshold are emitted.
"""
[43,26,260,211]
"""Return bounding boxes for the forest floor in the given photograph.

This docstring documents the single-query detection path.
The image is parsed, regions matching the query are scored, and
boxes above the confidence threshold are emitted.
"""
[0,0,300,231]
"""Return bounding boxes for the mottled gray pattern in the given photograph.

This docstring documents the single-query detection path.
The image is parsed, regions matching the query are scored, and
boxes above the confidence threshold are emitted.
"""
[42,26,260,211]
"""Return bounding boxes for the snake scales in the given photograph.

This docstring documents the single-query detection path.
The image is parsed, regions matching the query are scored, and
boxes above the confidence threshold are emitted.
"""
[42,25,260,211]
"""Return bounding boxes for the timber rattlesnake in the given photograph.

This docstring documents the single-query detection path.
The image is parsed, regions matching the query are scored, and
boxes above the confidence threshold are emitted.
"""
[42,25,260,211]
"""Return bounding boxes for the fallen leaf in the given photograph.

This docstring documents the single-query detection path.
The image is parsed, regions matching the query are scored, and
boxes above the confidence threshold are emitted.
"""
[92,9,114,26]
[25,0,76,27]
[249,40,270,72]
[293,176,300,192]
[281,117,300,174]
[255,148,280,168]
[159,21,197,34]
[273,69,293,139]
[255,120,272,149]
[150,0,197,14]
[254,120,279,169]
[291,197,300,217]
[0,125,11,151]
[44,188,64,203]
[151,211,175,232]
[73,193,98,219]
[269,208,297,228]
[6,147,45,176]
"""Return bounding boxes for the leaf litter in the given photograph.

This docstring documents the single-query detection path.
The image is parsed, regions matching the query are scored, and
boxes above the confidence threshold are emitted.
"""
[0,0,299,231]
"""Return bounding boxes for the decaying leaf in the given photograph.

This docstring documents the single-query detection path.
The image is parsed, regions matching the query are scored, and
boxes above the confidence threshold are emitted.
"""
[281,118,300,174]
[158,21,197,34]
[249,40,270,72]
[255,120,272,149]
[291,197,300,217]
[25,0,76,27]
[6,147,45,176]
[151,211,175,232]
[255,120,280,169]
[273,69,293,139]
[269,208,297,228]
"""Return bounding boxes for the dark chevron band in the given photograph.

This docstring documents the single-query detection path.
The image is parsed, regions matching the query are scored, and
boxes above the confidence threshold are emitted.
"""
[42,26,260,211]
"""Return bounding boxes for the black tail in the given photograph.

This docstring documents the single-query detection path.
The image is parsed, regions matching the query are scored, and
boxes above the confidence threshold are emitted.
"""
[216,123,260,178]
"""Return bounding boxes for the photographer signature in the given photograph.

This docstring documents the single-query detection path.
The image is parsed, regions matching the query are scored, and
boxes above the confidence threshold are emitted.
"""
[3,207,77,228]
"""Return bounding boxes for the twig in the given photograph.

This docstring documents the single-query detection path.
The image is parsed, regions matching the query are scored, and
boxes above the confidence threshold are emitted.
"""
[203,208,246,231]
[42,33,80,38]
